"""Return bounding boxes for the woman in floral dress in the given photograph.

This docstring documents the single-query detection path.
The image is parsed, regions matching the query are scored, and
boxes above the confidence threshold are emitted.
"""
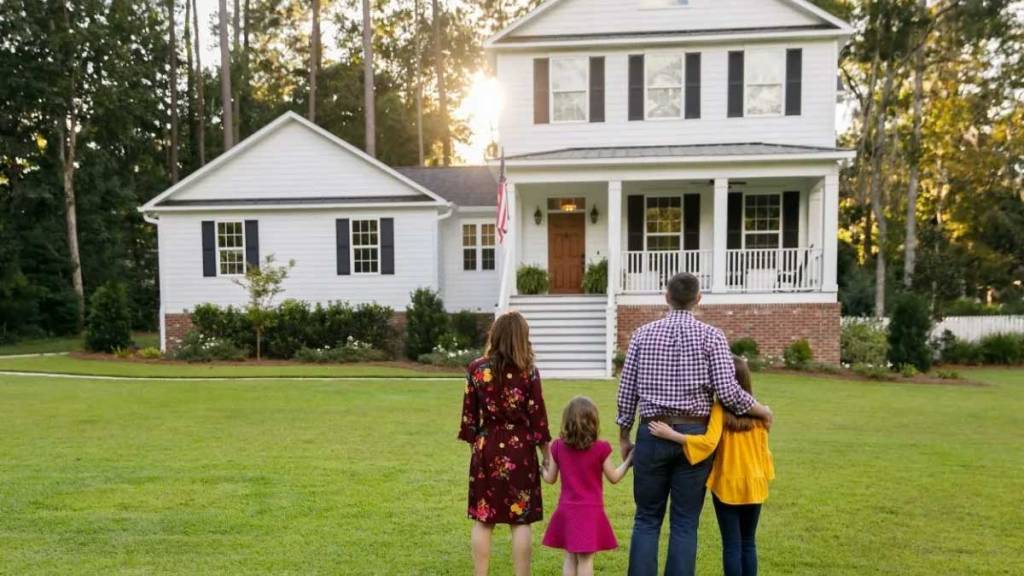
[458,311,551,576]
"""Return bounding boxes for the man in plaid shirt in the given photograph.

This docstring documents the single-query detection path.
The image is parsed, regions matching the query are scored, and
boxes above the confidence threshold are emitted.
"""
[617,273,774,576]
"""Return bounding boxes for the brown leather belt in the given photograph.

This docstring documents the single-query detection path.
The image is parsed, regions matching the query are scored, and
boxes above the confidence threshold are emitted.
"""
[641,414,708,426]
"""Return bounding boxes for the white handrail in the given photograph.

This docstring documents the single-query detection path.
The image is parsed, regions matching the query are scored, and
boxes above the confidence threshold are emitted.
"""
[619,250,713,293]
[618,248,824,293]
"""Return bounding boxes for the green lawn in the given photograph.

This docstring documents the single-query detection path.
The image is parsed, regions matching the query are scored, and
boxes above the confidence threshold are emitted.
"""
[0,333,159,356]
[1,364,1022,575]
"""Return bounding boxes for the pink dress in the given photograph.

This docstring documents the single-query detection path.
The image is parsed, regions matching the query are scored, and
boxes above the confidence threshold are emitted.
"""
[542,439,618,553]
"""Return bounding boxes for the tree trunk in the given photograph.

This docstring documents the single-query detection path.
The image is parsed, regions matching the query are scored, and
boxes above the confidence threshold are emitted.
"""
[432,0,450,165]
[232,0,241,142]
[362,0,376,157]
[218,0,234,150]
[242,0,250,138]
[904,0,927,289]
[168,0,180,183]
[870,60,897,318]
[192,0,206,165]
[184,0,195,167]
[309,0,320,122]
[59,116,85,332]
[414,0,424,166]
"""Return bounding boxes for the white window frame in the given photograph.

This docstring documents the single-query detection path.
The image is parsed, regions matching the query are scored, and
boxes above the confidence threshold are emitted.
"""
[744,48,786,118]
[215,220,246,277]
[644,53,685,121]
[643,194,684,252]
[350,218,381,276]
[462,221,497,272]
[549,56,589,124]
[741,192,783,250]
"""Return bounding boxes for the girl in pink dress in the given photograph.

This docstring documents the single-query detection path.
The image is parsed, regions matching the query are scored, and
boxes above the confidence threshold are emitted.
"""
[542,396,633,576]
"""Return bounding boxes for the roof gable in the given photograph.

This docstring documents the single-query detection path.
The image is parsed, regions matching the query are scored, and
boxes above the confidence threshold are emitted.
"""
[487,0,852,46]
[141,112,447,211]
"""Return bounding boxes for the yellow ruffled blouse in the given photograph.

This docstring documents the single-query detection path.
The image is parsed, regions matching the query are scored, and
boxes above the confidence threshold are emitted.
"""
[683,403,775,505]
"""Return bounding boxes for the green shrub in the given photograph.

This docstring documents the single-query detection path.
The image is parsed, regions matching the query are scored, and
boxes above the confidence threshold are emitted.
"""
[351,303,396,351]
[264,299,313,359]
[405,288,449,359]
[137,346,162,359]
[190,304,254,354]
[888,293,933,373]
[113,346,133,359]
[841,320,889,366]
[899,363,919,378]
[935,369,962,380]
[976,333,1024,365]
[613,350,626,375]
[730,338,760,359]
[417,341,482,367]
[941,298,1001,316]
[171,331,247,362]
[934,330,980,365]
[582,259,608,295]
[293,338,390,363]
[783,339,814,370]
[517,266,549,295]
[852,362,895,381]
[450,311,485,348]
[84,282,134,353]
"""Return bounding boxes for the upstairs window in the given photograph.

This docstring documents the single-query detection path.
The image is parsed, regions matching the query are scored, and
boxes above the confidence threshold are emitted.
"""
[551,57,588,122]
[645,196,682,251]
[216,221,246,276]
[743,194,782,249]
[352,219,380,274]
[646,54,684,119]
[746,50,784,116]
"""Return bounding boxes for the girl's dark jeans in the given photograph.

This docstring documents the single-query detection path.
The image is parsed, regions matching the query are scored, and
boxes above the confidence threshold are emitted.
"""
[712,494,762,576]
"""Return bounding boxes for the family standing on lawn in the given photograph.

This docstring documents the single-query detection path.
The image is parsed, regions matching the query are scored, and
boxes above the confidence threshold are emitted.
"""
[458,273,776,576]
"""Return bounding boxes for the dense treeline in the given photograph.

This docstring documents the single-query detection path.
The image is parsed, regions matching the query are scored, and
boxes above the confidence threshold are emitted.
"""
[1,0,1022,342]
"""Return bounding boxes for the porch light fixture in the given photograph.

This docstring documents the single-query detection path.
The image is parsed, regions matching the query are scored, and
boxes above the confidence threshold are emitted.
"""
[560,200,578,212]
[590,205,599,224]
[534,207,543,225]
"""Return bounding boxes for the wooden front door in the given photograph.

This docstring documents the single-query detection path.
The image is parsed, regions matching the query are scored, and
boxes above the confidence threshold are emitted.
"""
[548,213,586,294]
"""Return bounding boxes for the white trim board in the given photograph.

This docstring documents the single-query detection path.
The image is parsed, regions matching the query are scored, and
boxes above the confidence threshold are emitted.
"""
[617,291,838,306]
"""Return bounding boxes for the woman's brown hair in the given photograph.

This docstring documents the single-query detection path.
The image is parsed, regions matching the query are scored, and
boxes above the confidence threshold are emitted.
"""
[560,396,600,450]
[724,356,761,432]
[485,311,535,376]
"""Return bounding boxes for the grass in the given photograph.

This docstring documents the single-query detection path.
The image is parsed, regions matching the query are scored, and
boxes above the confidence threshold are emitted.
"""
[0,354,461,379]
[1,364,1022,575]
[0,332,158,356]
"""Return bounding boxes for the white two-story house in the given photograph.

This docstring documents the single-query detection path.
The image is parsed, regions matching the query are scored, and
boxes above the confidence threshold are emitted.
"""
[141,0,854,378]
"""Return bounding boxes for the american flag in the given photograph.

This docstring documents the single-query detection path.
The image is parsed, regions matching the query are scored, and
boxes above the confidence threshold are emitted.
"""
[495,151,509,244]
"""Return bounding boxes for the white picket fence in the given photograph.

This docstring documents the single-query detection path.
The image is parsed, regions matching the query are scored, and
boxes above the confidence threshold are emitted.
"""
[843,315,1024,342]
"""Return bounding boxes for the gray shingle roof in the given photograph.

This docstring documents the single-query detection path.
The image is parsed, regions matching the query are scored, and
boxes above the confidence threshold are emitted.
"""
[496,24,837,44]
[396,166,498,208]
[506,143,852,162]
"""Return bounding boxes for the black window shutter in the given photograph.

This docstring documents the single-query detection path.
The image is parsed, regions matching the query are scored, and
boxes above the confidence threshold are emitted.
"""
[244,220,259,269]
[336,219,350,275]
[627,195,645,251]
[589,57,605,123]
[727,193,743,249]
[684,53,701,119]
[782,191,801,248]
[380,218,395,275]
[628,55,644,121]
[683,194,701,250]
[786,49,803,116]
[201,221,216,277]
[728,51,744,118]
[533,59,550,124]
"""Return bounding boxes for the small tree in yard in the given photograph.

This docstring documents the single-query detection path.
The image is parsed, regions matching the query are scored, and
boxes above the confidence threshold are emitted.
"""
[84,282,133,353]
[888,293,933,373]
[405,288,448,359]
[232,255,295,360]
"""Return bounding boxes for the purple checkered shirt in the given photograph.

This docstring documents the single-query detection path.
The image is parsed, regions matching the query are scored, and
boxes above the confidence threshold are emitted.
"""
[616,310,755,429]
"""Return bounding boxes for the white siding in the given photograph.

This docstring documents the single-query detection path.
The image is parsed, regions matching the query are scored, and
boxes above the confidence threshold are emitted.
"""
[514,0,822,37]
[158,208,439,314]
[171,122,427,202]
[497,39,838,154]
[440,214,503,312]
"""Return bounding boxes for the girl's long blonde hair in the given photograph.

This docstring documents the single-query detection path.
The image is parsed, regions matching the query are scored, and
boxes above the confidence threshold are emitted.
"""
[484,311,535,376]
[725,356,761,432]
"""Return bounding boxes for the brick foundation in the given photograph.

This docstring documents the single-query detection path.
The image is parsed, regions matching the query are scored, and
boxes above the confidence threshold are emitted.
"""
[617,302,841,364]
[164,313,194,351]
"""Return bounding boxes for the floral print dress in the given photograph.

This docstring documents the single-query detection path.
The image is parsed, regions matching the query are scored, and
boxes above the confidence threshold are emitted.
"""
[458,357,551,525]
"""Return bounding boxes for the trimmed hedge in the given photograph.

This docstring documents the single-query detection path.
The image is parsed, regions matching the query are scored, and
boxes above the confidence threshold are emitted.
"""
[84,282,134,353]
[841,320,889,366]
[888,294,933,372]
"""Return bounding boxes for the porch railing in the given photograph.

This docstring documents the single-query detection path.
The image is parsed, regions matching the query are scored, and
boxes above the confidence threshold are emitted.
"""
[725,248,823,292]
[620,250,713,293]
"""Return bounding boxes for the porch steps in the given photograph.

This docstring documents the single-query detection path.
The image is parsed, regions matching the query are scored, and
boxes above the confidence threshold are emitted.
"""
[510,295,609,379]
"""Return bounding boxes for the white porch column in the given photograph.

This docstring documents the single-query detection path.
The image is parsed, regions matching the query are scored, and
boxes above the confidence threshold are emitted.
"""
[606,180,623,378]
[712,177,729,293]
[822,170,840,292]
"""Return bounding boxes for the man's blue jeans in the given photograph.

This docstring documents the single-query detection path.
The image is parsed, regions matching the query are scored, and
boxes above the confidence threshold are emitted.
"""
[628,422,712,576]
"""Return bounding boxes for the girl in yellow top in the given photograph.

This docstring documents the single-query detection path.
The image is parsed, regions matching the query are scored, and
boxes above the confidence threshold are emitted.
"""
[649,356,774,576]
